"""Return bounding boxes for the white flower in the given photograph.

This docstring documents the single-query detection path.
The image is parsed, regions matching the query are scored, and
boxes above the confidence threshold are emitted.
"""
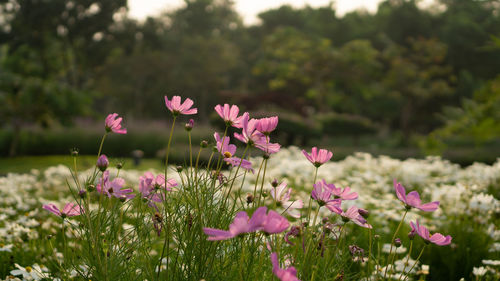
[382,243,407,254]
[10,264,49,280]
[482,259,500,266]
[0,243,13,252]
[473,266,487,276]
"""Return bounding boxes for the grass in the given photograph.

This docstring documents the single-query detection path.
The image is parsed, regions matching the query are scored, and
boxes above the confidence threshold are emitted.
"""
[0,155,165,175]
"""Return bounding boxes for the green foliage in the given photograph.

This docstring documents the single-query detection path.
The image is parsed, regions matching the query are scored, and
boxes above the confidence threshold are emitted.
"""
[316,113,378,137]
[423,74,500,153]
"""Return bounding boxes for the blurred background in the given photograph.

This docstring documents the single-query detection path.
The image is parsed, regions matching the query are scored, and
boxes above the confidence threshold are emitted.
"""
[1,0,500,171]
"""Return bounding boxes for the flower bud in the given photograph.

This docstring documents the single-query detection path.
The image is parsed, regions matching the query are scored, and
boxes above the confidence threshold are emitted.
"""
[271,179,279,187]
[246,193,254,204]
[374,234,380,240]
[261,191,268,198]
[408,230,416,240]
[200,140,208,148]
[185,119,194,131]
[87,184,95,192]
[358,208,370,219]
[119,195,127,203]
[78,189,86,198]
[394,238,402,248]
[116,162,123,169]
[263,153,270,159]
[97,155,109,172]
[176,166,183,172]
[71,148,79,157]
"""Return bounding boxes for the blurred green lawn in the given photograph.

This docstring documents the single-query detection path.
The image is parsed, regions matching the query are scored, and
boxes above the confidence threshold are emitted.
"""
[0,155,165,175]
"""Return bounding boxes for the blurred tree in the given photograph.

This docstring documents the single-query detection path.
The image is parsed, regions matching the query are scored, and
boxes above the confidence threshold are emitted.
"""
[381,37,455,139]
[422,35,500,153]
[0,45,90,156]
[252,27,336,113]
[0,0,127,88]
[438,0,500,80]
[95,0,243,120]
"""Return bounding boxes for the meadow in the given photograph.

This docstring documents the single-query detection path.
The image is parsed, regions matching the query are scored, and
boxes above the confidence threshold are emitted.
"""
[0,97,499,281]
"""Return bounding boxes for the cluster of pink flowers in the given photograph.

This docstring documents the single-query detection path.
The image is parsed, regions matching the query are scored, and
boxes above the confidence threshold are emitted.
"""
[215,106,280,154]
[96,171,135,200]
[41,95,455,281]
[393,180,451,246]
[203,207,290,240]
[214,132,253,172]
[139,172,178,209]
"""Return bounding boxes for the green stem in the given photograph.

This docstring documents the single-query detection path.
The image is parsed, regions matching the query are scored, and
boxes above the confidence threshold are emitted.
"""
[194,146,203,183]
[164,116,177,189]
[367,228,373,275]
[383,209,408,279]
[96,133,107,162]
[188,131,193,178]
[398,240,413,281]
[256,158,269,206]
[252,158,265,207]
[402,245,426,281]
[158,116,176,280]
[222,145,249,206]
[305,167,319,222]
[91,133,107,178]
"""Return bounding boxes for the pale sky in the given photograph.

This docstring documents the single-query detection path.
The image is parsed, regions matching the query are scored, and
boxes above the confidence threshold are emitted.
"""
[128,0,436,25]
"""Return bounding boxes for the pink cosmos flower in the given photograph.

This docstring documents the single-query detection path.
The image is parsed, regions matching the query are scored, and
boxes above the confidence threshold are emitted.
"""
[214,132,237,157]
[234,113,281,154]
[338,206,372,229]
[410,220,452,246]
[270,252,301,281]
[203,210,258,241]
[214,132,254,172]
[164,96,198,115]
[394,180,440,212]
[331,185,358,200]
[262,209,290,234]
[97,171,135,200]
[105,113,127,134]
[215,104,244,127]
[311,180,342,214]
[234,112,264,145]
[256,116,278,135]
[270,181,303,218]
[139,172,177,208]
[302,147,333,167]
[203,207,289,240]
[223,157,254,173]
[43,202,82,218]
[255,139,281,155]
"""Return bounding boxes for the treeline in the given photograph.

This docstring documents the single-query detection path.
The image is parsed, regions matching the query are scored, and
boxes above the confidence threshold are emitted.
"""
[1,0,500,153]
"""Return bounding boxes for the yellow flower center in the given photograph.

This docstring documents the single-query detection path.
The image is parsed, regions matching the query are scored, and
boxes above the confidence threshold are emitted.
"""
[25,266,32,272]
[0,243,4,247]
[223,152,232,158]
